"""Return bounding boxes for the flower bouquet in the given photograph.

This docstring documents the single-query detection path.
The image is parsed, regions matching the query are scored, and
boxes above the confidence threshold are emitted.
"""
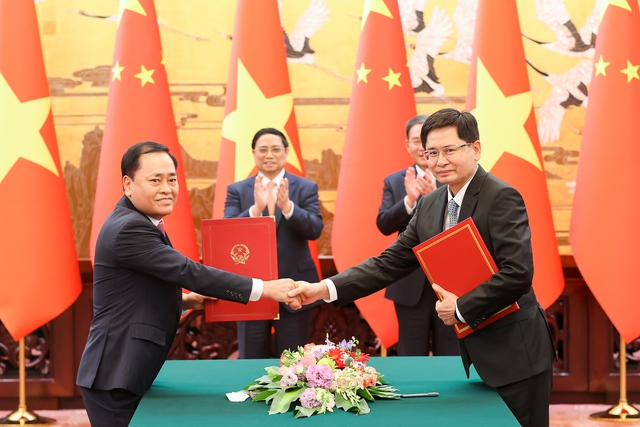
[244,336,399,418]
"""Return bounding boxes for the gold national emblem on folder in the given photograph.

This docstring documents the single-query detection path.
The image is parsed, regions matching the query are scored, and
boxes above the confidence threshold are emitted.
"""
[230,244,250,265]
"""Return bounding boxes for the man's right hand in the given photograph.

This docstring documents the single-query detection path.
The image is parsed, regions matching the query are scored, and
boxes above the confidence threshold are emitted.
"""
[263,278,302,309]
[251,174,268,216]
[287,281,330,308]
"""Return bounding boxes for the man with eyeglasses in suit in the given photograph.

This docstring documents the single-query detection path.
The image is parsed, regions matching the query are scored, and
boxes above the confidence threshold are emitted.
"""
[289,108,555,427]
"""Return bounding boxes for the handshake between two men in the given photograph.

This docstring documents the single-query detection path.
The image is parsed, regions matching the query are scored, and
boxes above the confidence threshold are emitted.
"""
[265,279,460,328]
[259,279,330,311]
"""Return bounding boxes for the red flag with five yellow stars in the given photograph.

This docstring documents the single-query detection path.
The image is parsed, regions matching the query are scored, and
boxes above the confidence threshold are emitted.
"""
[571,1,640,343]
[332,0,417,348]
[466,0,564,309]
[0,0,81,340]
[213,0,307,217]
[212,0,321,274]
[90,0,198,261]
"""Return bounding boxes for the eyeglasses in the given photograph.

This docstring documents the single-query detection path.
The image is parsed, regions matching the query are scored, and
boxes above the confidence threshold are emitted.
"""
[254,146,286,156]
[421,143,472,161]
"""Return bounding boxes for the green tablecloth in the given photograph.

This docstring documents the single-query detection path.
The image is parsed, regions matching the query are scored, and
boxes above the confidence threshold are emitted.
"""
[130,356,518,426]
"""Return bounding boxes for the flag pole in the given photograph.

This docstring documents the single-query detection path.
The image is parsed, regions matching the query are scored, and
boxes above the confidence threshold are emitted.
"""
[590,334,640,421]
[0,338,55,425]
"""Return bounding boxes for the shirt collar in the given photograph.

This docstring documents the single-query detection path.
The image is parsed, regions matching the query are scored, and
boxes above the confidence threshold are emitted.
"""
[447,165,479,206]
[261,168,286,186]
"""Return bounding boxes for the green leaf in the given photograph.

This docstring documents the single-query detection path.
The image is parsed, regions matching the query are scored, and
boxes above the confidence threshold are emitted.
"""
[356,398,370,415]
[293,406,319,418]
[268,388,305,414]
[357,388,374,401]
[251,389,277,402]
[334,392,354,412]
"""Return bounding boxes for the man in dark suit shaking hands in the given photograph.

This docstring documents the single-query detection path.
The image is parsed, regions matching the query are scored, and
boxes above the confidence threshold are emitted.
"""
[376,114,458,356]
[76,141,301,427]
[224,128,323,359]
[289,109,555,427]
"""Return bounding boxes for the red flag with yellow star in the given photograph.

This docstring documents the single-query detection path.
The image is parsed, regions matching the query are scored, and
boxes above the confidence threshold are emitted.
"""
[571,1,640,343]
[466,0,564,309]
[213,0,306,217]
[90,0,198,261]
[0,0,81,340]
[212,0,321,274]
[332,0,416,348]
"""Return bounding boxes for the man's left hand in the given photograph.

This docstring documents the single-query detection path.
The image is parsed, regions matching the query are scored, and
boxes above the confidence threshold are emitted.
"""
[432,283,460,326]
[182,291,217,311]
[276,177,293,214]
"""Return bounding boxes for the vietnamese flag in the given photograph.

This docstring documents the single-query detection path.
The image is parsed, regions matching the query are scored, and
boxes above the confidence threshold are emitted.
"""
[213,0,306,217]
[571,1,640,343]
[332,0,417,348]
[0,0,81,340]
[466,0,564,309]
[212,0,321,274]
[90,0,198,261]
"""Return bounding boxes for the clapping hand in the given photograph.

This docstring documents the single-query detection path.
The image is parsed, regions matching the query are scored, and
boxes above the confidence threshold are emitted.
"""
[276,177,293,214]
[252,174,269,216]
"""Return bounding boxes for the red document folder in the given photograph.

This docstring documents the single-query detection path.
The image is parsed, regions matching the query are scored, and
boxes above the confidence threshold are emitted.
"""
[412,217,519,338]
[201,217,279,322]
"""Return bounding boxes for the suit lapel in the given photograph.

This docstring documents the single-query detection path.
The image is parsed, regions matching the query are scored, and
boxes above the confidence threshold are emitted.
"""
[458,165,487,222]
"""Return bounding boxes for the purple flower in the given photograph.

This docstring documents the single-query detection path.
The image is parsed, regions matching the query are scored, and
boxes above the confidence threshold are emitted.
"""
[305,364,334,388]
[299,388,321,409]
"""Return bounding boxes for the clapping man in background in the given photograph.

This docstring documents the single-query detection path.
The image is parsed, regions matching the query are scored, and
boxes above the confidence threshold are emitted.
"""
[224,128,323,358]
[376,114,459,356]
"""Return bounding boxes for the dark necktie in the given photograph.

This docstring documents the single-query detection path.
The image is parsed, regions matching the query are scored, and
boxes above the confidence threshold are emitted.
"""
[447,199,458,229]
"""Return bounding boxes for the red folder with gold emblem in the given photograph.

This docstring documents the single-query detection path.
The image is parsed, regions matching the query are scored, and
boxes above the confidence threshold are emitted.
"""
[412,217,519,338]
[201,217,279,322]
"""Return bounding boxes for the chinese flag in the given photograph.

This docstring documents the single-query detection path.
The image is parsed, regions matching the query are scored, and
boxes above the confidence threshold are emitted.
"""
[332,0,416,348]
[571,2,640,343]
[212,0,321,274]
[90,0,198,261]
[466,0,564,309]
[0,0,81,340]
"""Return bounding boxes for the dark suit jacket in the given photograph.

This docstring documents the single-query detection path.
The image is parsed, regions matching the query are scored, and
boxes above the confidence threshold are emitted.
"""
[331,166,553,388]
[376,165,441,306]
[77,196,253,396]
[224,172,323,312]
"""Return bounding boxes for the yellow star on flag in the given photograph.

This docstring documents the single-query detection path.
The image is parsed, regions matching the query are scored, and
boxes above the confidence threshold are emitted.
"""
[381,68,402,90]
[0,73,58,182]
[221,59,301,181]
[599,0,631,23]
[112,60,125,81]
[117,0,147,25]
[134,65,155,87]
[362,0,392,30]
[621,60,640,82]
[471,58,541,172]
[356,62,371,83]
[594,55,610,76]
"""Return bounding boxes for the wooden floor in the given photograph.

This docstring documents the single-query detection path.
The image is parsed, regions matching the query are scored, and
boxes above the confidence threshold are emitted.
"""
[4,405,639,426]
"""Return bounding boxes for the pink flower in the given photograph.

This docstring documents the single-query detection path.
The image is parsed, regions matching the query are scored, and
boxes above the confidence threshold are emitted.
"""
[299,388,321,409]
[300,355,316,367]
[280,369,299,388]
[306,364,334,389]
